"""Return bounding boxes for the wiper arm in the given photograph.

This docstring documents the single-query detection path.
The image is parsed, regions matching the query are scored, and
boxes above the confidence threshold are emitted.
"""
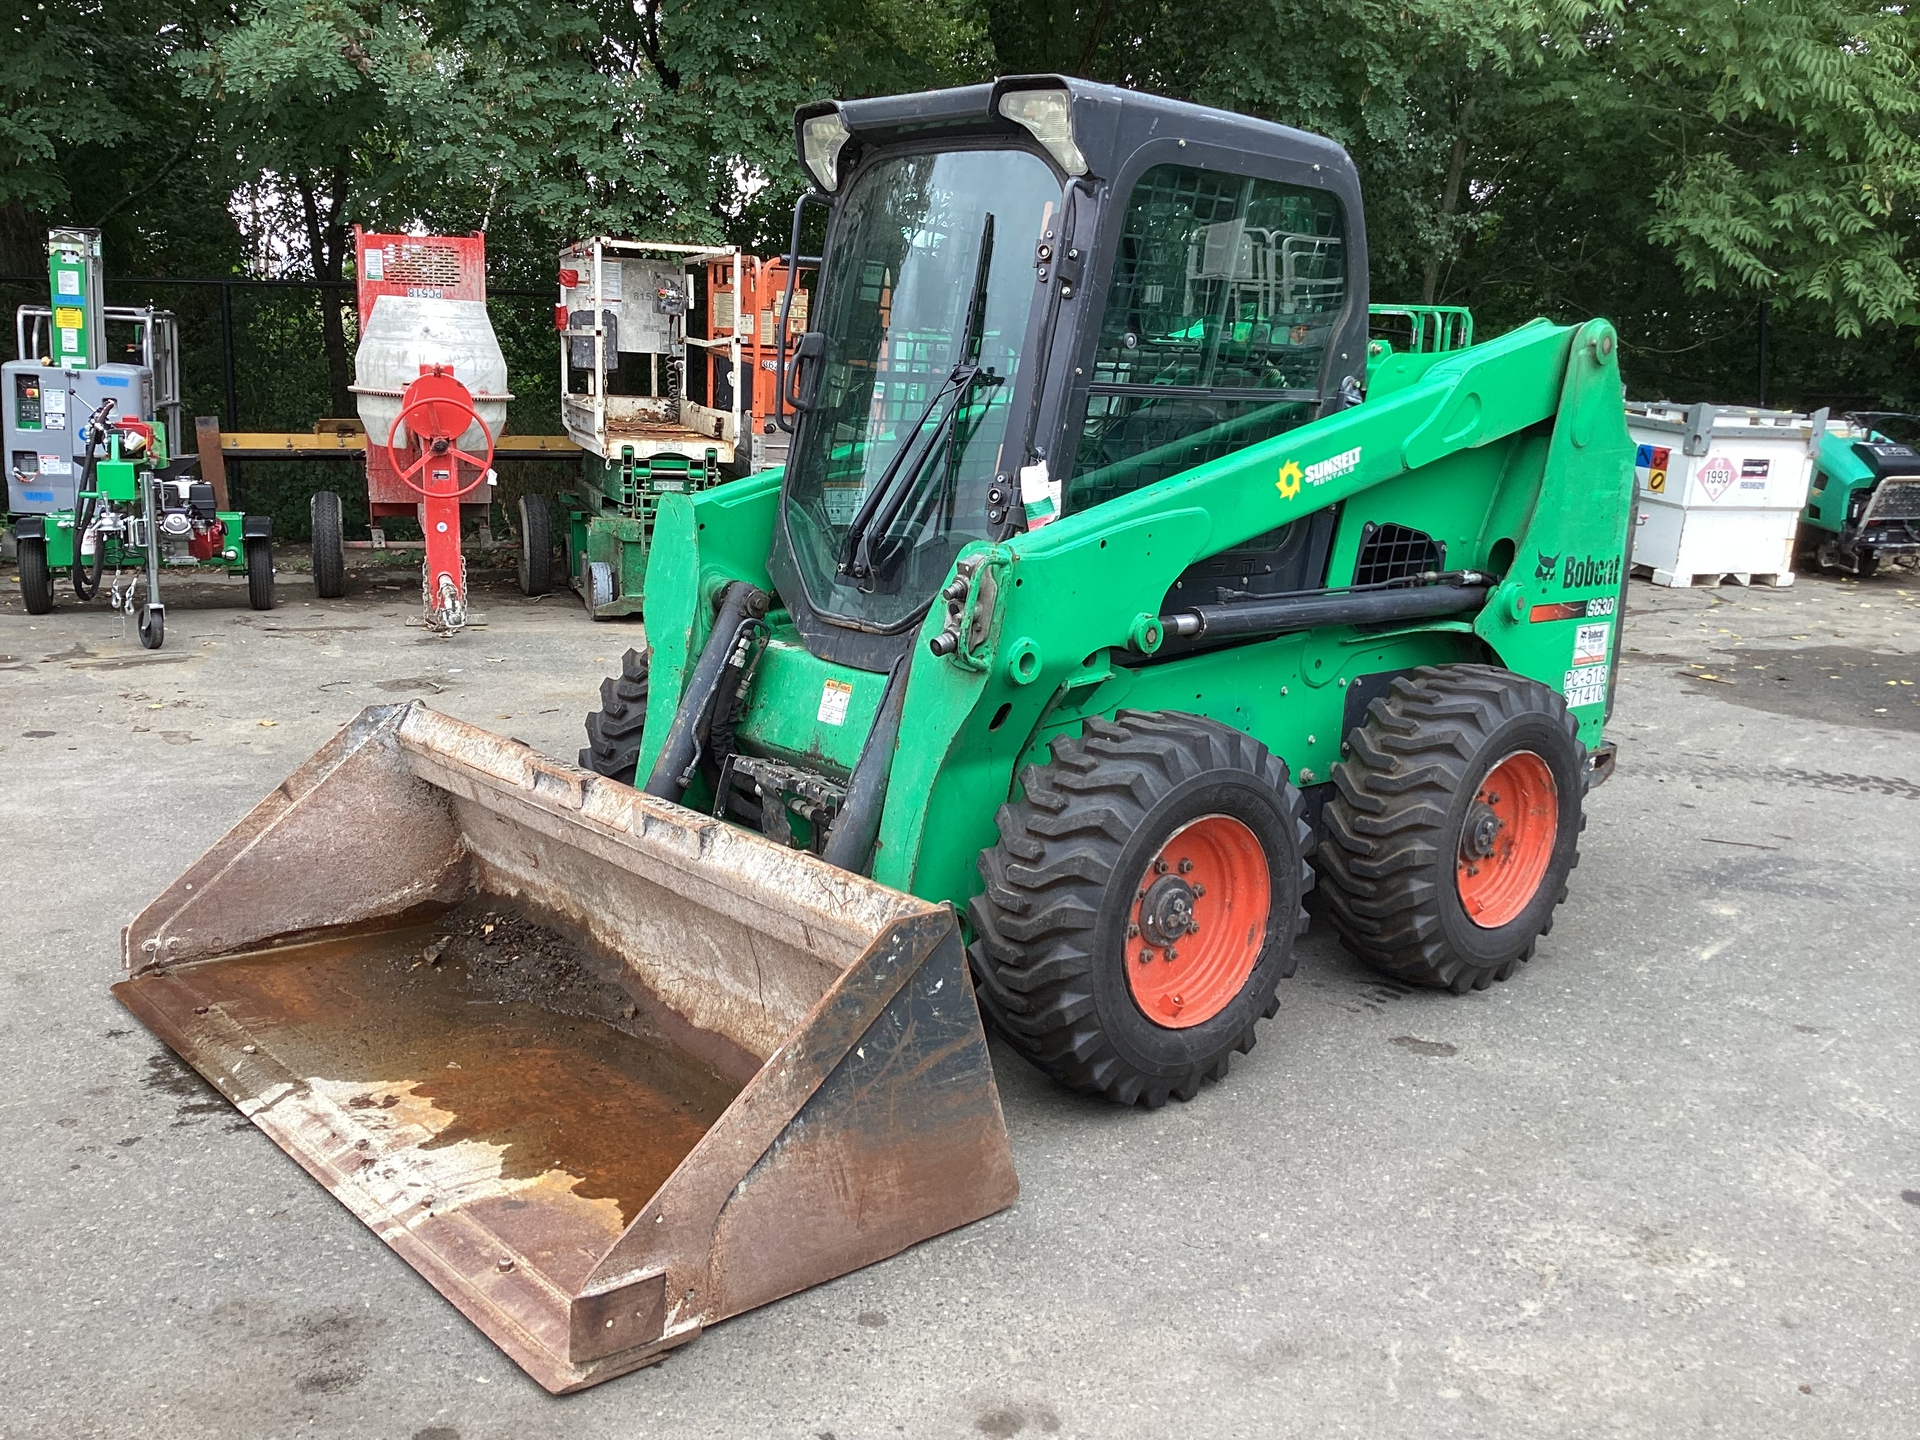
[838,214,998,589]
[838,363,1000,587]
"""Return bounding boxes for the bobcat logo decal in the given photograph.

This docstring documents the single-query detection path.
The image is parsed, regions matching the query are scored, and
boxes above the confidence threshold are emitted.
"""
[1535,552,1560,581]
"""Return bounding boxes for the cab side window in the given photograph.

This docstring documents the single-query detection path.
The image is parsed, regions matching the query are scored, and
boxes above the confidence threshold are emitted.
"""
[1067,165,1346,512]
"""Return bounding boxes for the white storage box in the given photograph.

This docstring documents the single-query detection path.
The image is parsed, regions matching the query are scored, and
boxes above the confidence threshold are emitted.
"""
[1626,402,1825,588]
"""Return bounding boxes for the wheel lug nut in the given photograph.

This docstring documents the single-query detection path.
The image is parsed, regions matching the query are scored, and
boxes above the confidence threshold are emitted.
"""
[1153,858,1168,874]
[1165,947,1178,961]
[1178,858,1193,874]
[1192,884,1205,897]
[1126,923,1139,938]
[1138,947,1155,965]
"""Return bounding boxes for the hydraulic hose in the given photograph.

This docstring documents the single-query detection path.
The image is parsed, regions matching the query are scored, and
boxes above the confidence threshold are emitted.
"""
[71,495,103,600]
[820,654,909,875]
[643,581,771,803]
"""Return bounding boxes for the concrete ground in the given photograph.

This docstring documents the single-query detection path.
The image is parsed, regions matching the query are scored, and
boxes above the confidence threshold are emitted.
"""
[1,554,1916,1440]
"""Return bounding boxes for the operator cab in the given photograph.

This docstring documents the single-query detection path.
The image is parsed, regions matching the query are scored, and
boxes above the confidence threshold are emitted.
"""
[771,76,1370,671]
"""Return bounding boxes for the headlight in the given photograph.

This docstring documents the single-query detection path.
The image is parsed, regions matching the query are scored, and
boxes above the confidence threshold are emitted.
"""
[800,112,852,193]
[997,88,1087,177]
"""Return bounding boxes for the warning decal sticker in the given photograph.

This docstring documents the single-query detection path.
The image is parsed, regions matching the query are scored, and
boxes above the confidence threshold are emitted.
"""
[817,679,853,727]
[1634,443,1671,495]
[1572,621,1612,666]
[1696,454,1737,501]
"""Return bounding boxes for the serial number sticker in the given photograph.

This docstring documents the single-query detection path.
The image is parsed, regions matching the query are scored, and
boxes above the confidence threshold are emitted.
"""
[817,679,853,727]
[1573,621,1612,666]
[1564,665,1608,708]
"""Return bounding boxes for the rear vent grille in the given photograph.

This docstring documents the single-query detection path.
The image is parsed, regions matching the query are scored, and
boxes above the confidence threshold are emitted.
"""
[380,243,467,286]
[1872,480,1920,521]
[1352,523,1444,586]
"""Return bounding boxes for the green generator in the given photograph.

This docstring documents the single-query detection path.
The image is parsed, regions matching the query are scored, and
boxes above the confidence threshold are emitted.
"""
[1802,412,1920,577]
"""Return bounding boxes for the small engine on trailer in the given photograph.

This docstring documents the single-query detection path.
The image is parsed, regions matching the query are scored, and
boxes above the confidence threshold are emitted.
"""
[51,398,275,647]
[7,227,273,640]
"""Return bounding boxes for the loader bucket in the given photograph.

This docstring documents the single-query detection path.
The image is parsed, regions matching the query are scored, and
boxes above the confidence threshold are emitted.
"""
[114,703,1018,1392]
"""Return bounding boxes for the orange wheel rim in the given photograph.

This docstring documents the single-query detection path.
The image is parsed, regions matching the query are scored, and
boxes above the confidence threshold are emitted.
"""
[1455,751,1558,929]
[1124,814,1270,1029]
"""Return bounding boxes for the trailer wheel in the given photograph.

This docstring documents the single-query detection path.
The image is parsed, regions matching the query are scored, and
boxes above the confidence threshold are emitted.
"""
[1317,665,1585,993]
[967,711,1311,1108]
[311,490,346,598]
[137,604,164,650]
[516,494,552,596]
[19,537,53,614]
[579,647,650,782]
[245,538,276,610]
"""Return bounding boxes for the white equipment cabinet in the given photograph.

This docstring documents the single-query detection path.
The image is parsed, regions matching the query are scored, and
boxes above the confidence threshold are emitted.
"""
[1626,402,1826,588]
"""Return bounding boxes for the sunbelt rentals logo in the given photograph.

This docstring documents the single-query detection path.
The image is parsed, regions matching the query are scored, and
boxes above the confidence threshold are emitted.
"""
[1276,445,1361,500]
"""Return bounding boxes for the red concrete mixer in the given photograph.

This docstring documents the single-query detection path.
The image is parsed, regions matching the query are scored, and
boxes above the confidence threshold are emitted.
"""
[330,228,512,632]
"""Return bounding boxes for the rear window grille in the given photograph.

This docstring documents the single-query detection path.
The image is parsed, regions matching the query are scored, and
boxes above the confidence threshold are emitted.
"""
[381,243,467,287]
[1352,523,1444,586]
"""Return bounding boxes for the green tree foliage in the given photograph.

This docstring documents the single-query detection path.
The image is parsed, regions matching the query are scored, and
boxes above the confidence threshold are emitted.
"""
[1,0,232,275]
[980,0,1920,402]
[6,0,1917,446]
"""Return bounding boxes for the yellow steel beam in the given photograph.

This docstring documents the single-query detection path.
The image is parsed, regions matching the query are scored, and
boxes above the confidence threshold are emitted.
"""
[216,431,582,460]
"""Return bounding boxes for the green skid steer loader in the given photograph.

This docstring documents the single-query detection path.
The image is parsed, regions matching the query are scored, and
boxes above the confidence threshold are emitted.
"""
[582,78,1633,1094]
[118,78,1633,1392]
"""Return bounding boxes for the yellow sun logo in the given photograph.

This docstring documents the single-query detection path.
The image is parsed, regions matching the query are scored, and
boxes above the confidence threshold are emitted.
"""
[1276,460,1303,499]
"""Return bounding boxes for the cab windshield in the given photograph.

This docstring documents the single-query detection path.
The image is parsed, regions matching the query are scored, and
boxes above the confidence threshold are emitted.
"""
[783,148,1062,629]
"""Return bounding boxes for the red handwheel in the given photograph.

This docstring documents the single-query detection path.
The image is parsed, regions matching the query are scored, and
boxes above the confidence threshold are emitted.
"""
[387,366,491,634]
[384,368,495,500]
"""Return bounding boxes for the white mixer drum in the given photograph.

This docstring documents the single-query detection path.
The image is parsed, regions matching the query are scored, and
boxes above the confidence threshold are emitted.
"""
[352,294,511,455]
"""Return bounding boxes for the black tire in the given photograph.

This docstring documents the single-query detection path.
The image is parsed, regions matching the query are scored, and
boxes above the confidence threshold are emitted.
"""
[586,560,616,614]
[245,538,276,610]
[311,490,346,598]
[579,648,650,782]
[1316,664,1585,993]
[19,537,53,614]
[967,711,1312,1108]
[1855,550,1879,579]
[516,494,552,596]
[137,604,164,650]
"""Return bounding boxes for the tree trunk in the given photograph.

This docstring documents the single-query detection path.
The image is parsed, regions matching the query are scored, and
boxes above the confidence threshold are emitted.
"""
[1422,95,1476,305]
[296,163,355,420]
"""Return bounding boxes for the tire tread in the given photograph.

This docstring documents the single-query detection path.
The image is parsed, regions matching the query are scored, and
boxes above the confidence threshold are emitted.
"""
[1316,664,1584,991]
[967,709,1313,1107]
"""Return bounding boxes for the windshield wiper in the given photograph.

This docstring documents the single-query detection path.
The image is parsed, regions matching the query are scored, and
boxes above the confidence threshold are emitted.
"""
[838,214,1000,589]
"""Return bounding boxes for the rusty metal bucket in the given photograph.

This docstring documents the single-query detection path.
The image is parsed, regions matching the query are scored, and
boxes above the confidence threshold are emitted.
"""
[114,703,1018,1392]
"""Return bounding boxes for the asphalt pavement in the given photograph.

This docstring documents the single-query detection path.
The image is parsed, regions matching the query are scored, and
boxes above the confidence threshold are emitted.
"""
[1,556,1915,1440]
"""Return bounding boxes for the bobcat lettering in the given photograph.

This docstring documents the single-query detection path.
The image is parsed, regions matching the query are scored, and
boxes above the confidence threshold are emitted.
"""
[1561,554,1621,590]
